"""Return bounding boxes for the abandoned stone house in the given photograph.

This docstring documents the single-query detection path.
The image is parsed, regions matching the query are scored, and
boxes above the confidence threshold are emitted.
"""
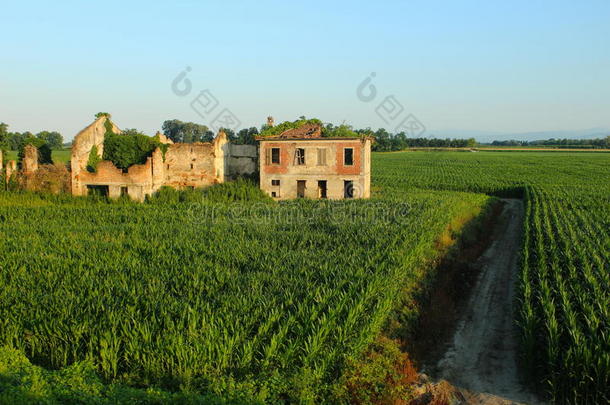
[257,123,372,200]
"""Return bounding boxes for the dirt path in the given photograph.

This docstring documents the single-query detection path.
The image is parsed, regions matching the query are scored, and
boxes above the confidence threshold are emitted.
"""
[430,199,544,405]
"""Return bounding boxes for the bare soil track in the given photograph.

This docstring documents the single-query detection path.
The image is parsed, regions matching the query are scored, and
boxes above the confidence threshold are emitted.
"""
[430,199,544,405]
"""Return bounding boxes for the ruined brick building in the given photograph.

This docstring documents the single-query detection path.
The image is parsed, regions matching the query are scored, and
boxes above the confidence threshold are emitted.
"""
[1,115,257,201]
[2,116,372,201]
[257,121,372,200]
[69,115,257,201]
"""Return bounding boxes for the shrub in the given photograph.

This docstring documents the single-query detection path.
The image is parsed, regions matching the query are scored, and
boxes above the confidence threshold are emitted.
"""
[18,136,52,165]
[334,336,417,404]
[87,145,101,172]
[21,163,71,194]
[102,131,163,171]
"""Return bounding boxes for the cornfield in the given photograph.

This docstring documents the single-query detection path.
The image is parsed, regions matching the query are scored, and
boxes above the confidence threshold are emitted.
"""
[1,150,608,403]
[375,151,610,404]
[0,182,488,402]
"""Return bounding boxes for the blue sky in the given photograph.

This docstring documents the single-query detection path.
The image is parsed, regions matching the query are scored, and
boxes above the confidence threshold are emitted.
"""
[1,0,609,140]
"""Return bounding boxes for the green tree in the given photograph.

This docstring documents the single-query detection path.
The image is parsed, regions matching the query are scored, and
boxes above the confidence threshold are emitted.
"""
[87,145,101,172]
[604,135,610,148]
[0,122,8,150]
[36,131,64,150]
[7,132,26,151]
[372,128,391,151]
[103,129,164,170]
[18,135,52,165]
[235,127,259,145]
[161,120,210,143]
[326,124,359,138]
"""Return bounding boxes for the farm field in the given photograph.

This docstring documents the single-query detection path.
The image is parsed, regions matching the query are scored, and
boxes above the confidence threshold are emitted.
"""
[375,151,610,404]
[0,151,608,403]
[0,181,489,403]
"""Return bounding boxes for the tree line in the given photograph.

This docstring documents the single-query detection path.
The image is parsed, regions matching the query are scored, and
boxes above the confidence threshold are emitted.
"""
[161,119,260,145]
[0,122,64,151]
[489,137,610,148]
[350,127,476,151]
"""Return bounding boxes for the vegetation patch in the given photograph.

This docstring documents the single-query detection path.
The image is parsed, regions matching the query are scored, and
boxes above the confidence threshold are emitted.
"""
[374,151,610,404]
[0,151,608,403]
[17,136,52,165]
[0,182,488,402]
[102,130,166,171]
[259,118,360,138]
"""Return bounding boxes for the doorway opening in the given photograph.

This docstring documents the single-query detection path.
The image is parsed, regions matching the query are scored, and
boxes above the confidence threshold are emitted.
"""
[86,185,109,197]
[297,180,306,198]
[318,180,327,199]
[344,180,354,198]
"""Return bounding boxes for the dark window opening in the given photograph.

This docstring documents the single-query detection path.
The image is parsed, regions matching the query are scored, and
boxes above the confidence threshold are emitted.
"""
[271,191,277,197]
[297,180,306,198]
[86,185,109,197]
[271,148,281,164]
[344,180,354,198]
[190,163,194,170]
[318,180,327,199]
[295,148,305,165]
[120,186,128,197]
[271,179,280,186]
[167,164,170,170]
[344,148,354,166]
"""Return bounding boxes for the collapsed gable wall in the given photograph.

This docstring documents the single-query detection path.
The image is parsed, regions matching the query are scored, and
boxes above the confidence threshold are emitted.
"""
[70,118,232,201]
[71,116,121,195]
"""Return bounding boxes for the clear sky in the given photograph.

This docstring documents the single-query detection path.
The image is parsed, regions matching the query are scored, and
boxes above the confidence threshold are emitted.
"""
[1,0,609,140]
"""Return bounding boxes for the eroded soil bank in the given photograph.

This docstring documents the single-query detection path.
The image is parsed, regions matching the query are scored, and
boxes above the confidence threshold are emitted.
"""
[413,199,545,405]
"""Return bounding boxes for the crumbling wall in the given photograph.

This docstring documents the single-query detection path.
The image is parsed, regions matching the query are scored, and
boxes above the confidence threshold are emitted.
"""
[69,116,229,201]
[22,144,39,174]
[71,116,121,195]
[163,143,217,188]
[214,130,228,182]
[21,163,71,194]
[77,159,154,201]
[4,160,17,187]
[155,132,174,145]
[228,144,257,179]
